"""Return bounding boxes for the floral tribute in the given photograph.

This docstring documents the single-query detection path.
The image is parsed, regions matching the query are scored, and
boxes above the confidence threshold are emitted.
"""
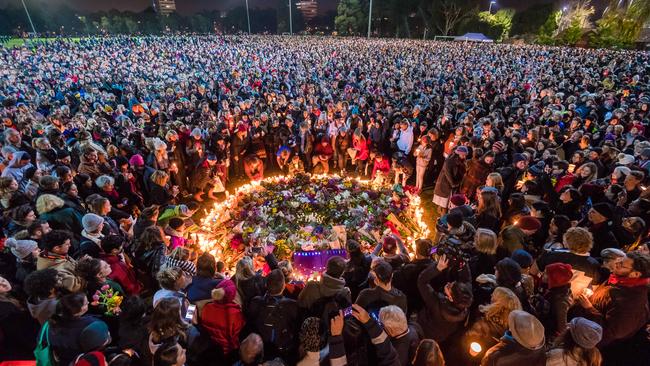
[91,284,123,316]
[196,174,430,270]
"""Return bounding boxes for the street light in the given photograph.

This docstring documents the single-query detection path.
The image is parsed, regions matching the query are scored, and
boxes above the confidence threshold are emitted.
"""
[245,0,251,34]
[488,1,496,13]
[562,6,568,12]
[367,0,373,38]
[20,0,37,35]
[288,0,293,35]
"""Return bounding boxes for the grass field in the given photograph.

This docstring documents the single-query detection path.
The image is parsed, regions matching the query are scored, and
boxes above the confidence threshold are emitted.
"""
[1,37,82,48]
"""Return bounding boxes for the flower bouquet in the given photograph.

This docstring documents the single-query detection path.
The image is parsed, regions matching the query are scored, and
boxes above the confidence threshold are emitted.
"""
[91,284,123,316]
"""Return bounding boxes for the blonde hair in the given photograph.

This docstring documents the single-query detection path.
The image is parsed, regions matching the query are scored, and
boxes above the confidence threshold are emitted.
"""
[475,228,498,255]
[486,173,504,192]
[479,287,522,329]
[234,256,255,283]
[150,170,169,186]
[36,194,65,215]
[564,227,593,254]
[379,305,408,337]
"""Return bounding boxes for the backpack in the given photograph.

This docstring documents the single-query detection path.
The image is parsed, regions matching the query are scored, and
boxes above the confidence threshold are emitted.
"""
[34,321,54,366]
[257,296,294,353]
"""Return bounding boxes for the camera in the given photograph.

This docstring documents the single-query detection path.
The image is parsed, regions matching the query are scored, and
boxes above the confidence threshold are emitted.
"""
[431,236,470,269]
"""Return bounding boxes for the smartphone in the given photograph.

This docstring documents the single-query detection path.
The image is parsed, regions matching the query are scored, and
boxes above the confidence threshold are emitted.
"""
[251,247,262,254]
[343,306,353,317]
[185,304,196,322]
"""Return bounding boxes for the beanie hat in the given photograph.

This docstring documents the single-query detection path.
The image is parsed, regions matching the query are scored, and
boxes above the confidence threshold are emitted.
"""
[513,153,527,164]
[511,249,533,269]
[508,310,545,350]
[568,317,603,349]
[74,351,107,366]
[591,202,614,221]
[82,213,104,233]
[528,161,545,177]
[299,317,322,352]
[517,216,541,232]
[496,258,522,288]
[5,237,38,259]
[383,236,397,254]
[80,321,111,352]
[449,194,467,207]
[211,279,236,303]
[545,262,574,289]
[455,146,469,155]
[128,154,145,167]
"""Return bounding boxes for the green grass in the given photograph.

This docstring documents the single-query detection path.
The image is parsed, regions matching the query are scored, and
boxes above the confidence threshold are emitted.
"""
[1,37,82,48]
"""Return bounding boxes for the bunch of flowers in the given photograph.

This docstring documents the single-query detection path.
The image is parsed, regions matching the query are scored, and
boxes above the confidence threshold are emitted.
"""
[91,284,123,316]
[199,174,427,269]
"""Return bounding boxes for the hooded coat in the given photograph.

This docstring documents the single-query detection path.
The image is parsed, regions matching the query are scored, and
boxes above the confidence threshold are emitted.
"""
[1,151,33,182]
[434,153,466,199]
[297,273,352,310]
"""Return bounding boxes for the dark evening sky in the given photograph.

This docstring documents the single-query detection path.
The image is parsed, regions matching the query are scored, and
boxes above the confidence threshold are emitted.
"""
[1,0,563,14]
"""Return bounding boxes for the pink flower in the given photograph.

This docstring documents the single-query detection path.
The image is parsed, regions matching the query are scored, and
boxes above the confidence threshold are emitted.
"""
[101,284,110,291]
[92,294,100,301]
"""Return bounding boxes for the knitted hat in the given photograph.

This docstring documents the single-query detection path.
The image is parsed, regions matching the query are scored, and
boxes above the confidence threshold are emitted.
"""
[455,146,469,155]
[80,321,111,352]
[299,317,322,352]
[568,317,603,349]
[74,351,107,366]
[511,249,533,269]
[128,154,145,167]
[382,236,397,254]
[508,310,545,350]
[592,202,614,221]
[528,161,546,177]
[545,262,573,289]
[449,194,467,207]
[5,237,38,259]
[513,153,527,164]
[517,216,541,232]
[82,213,104,233]
[211,279,236,303]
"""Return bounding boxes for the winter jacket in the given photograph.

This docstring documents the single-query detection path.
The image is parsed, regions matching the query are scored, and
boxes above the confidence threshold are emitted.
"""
[38,206,84,239]
[481,332,546,366]
[391,322,423,366]
[328,316,400,366]
[542,284,572,339]
[545,348,582,366]
[36,253,82,292]
[414,144,432,168]
[417,263,471,341]
[465,315,508,361]
[392,258,433,316]
[149,183,175,206]
[298,273,351,310]
[580,276,650,347]
[27,297,57,325]
[186,276,222,303]
[461,158,493,198]
[201,301,245,355]
[49,316,104,366]
[585,221,620,258]
[356,285,408,314]
[101,254,143,296]
[434,153,466,199]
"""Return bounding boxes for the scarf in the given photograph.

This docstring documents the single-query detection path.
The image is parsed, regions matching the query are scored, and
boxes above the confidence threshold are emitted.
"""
[607,274,650,287]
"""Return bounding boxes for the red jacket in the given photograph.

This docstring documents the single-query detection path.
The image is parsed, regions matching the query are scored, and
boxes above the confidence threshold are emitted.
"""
[554,173,575,192]
[100,254,143,296]
[201,302,245,355]
[372,158,391,179]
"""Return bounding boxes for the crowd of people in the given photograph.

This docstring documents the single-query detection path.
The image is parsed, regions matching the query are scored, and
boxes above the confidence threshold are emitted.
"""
[0,35,649,366]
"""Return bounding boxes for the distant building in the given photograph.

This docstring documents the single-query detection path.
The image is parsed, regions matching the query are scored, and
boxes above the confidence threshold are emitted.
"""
[153,0,176,15]
[296,0,318,21]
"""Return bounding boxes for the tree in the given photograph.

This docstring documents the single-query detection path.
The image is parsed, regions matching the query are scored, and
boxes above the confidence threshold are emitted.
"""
[477,9,515,41]
[335,0,366,36]
[556,0,594,35]
[536,10,561,44]
[590,0,650,48]
[419,0,477,37]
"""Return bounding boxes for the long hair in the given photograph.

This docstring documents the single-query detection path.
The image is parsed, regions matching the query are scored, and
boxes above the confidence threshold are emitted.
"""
[552,328,602,366]
[478,287,522,329]
[233,256,255,284]
[474,228,498,255]
[486,173,504,193]
[148,297,188,344]
[412,339,445,366]
[478,190,502,219]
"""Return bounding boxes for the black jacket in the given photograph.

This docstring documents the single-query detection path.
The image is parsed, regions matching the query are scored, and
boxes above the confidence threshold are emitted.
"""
[417,263,471,341]
[392,258,433,316]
